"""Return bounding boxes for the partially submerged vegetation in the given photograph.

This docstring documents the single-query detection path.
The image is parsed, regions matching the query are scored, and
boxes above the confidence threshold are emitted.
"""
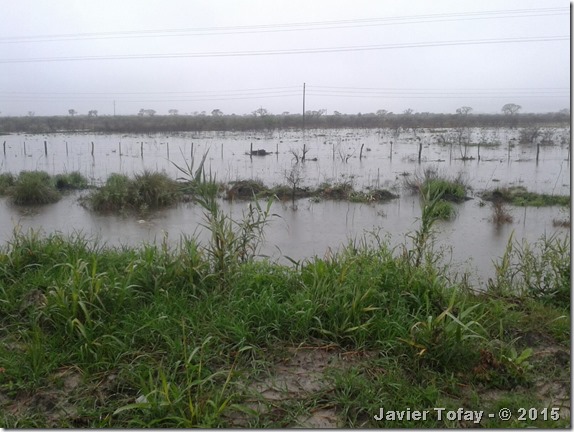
[482,186,570,207]
[0,168,398,212]
[84,171,183,213]
[225,179,398,204]
[0,180,569,427]
[0,170,89,205]
[405,168,469,220]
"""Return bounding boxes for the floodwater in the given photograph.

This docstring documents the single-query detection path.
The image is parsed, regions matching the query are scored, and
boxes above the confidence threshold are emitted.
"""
[0,127,570,288]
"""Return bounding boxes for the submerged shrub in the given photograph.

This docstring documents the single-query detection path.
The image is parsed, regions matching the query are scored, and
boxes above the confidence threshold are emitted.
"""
[88,171,180,212]
[11,171,60,204]
[54,171,89,190]
[490,200,513,224]
[0,172,15,195]
[89,173,132,211]
[422,178,466,203]
[482,186,570,207]
[406,167,468,203]
[133,170,181,208]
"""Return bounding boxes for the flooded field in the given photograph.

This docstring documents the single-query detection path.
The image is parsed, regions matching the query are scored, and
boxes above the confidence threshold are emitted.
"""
[0,127,570,288]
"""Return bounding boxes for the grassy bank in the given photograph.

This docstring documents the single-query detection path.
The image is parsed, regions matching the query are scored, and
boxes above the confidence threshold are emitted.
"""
[0,188,570,427]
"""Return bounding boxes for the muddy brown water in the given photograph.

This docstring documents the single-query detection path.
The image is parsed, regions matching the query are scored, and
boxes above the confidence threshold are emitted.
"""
[0,128,570,288]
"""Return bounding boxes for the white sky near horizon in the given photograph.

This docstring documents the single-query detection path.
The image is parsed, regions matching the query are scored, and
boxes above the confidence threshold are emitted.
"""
[0,0,570,116]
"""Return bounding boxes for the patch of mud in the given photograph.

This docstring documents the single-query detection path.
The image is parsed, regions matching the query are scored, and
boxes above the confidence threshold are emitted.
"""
[226,345,369,428]
[2,367,83,426]
[295,407,340,428]
[250,347,338,400]
[477,345,570,421]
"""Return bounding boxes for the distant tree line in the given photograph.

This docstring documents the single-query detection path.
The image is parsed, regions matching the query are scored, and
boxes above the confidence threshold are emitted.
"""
[0,109,569,134]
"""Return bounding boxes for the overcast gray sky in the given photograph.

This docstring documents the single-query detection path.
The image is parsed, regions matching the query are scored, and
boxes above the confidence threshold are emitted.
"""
[0,0,570,116]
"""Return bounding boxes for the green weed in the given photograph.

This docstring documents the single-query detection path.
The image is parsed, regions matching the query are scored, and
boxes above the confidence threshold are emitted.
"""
[11,171,61,204]
[54,171,89,190]
[0,172,15,194]
[86,171,180,213]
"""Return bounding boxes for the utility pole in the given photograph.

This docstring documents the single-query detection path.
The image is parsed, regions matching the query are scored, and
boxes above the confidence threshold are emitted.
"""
[302,82,306,132]
[113,100,116,116]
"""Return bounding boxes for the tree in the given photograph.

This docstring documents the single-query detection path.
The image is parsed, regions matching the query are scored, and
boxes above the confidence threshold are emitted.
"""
[376,109,389,116]
[27,111,35,117]
[168,109,179,116]
[88,110,98,117]
[138,108,156,116]
[306,109,327,118]
[211,109,223,117]
[252,107,269,117]
[501,103,521,115]
[68,109,77,116]
[456,106,473,116]
[403,108,414,115]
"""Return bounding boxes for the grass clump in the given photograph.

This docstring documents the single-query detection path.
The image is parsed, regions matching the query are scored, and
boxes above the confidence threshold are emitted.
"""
[482,186,570,207]
[53,171,89,190]
[405,168,468,220]
[490,200,514,224]
[489,233,570,309]
[225,179,269,200]
[0,172,15,195]
[317,181,354,200]
[422,178,466,203]
[11,171,61,204]
[0,170,89,204]
[86,171,181,213]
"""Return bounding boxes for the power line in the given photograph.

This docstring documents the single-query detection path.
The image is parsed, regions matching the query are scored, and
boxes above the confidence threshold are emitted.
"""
[307,94,569,100]
[0,35,567,64]
[0,93,304,103]
[310,85,569,91]
[0,86,300,96]
[0,7,567,43]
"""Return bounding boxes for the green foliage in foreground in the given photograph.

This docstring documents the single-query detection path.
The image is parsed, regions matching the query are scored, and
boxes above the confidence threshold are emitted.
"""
[0,225,569,428]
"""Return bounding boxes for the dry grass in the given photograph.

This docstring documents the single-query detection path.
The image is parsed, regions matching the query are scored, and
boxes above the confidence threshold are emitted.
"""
[490,200,513,224]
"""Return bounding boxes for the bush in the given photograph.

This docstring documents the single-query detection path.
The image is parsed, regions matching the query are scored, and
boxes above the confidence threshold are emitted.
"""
[54,171,89,190]
[11,171,60,204]
[0,172,15,195]
[88,171,180,212]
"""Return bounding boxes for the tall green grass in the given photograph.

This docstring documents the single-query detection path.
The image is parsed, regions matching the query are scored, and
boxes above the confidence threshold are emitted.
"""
[0,182,569,427]
[405,167,468,220]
